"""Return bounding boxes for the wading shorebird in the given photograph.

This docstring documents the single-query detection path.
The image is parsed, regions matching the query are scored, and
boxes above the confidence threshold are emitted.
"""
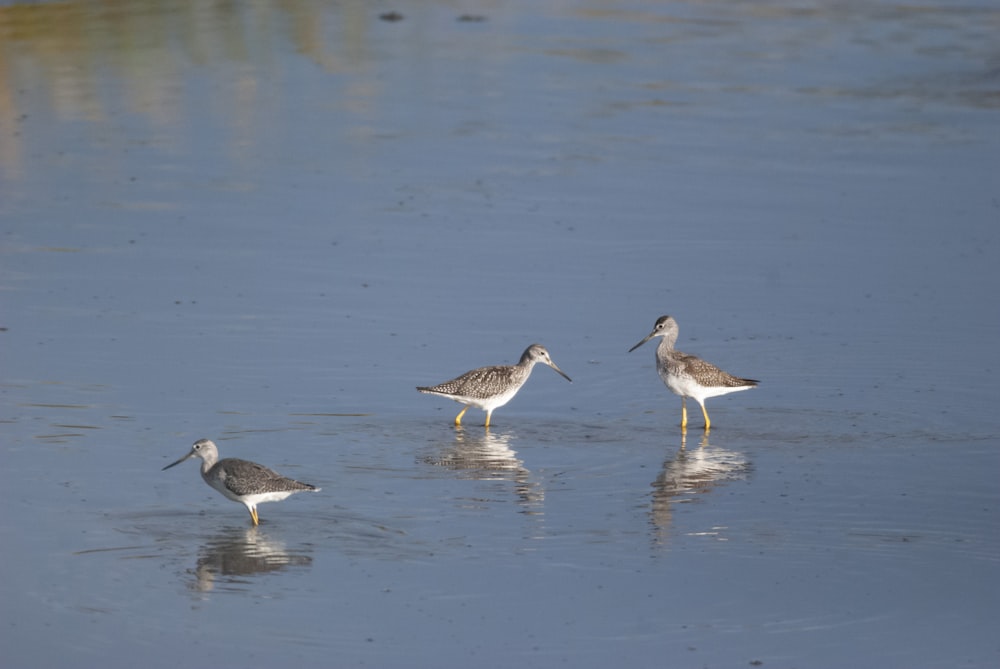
[162,439,319,525]
[417,343,572,427]
[629,315,758,430]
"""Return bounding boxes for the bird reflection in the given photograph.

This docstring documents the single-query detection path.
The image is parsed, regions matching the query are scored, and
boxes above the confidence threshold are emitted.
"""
[421,427,545,514]
[188,526,313,593]
[649,432,752,546]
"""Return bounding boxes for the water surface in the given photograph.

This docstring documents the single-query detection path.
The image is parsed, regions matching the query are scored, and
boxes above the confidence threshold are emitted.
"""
[2,1,998,667]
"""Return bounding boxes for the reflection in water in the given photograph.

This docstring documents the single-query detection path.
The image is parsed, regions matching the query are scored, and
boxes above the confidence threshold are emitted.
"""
[421,427,545,516]
[649,432,752,546]
[2,0,995,184]
[188,526,313,594]
[0,0,375,182]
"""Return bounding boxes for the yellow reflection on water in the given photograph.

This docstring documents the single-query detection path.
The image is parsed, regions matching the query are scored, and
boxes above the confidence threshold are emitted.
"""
[0,0,373,179]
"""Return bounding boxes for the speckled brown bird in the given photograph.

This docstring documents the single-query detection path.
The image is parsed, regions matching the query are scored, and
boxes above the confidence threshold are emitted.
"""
[417,343,571,427]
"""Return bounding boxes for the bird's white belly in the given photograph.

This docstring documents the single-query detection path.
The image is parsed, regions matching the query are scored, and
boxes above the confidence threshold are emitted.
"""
[242,491,297,506]
[456,387,519,411]
[662,372,695,399]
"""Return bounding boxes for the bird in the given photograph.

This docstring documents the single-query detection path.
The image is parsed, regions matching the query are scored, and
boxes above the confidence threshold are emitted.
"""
[629,315,758,430]
[417,343,572,427]
[162,438,319,525]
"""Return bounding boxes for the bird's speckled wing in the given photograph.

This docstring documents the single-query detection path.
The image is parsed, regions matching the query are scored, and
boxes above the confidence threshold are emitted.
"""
[675,352,759,388]
[219,458,315,495]
[418,365,518,399]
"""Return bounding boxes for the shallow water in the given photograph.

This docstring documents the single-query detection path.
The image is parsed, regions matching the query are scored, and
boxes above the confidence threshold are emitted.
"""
[2,1,999,667]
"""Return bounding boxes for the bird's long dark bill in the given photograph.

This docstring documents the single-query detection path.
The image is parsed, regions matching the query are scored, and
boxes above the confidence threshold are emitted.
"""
[628,333,654,353]
[162,452,194,471]
[550,365,572,383]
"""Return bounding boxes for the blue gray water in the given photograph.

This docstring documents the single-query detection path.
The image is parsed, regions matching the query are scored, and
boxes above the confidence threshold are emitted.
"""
[2,1,998,667]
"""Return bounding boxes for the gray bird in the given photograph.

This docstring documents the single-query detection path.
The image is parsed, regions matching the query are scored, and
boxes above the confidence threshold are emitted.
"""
[162,439,319,525]
[629,316,758,430]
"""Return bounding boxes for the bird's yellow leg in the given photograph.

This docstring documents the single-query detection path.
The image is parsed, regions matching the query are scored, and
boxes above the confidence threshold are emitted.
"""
[680,398,688,429]
[484,410,492,429]
[250,507,259,526]
[701,403,711,432]
[454,405,469,426]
